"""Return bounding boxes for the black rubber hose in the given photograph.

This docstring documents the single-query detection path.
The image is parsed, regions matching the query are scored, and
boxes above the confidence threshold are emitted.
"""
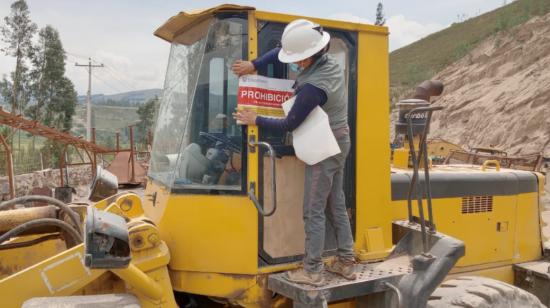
[0,218,82,245]
[0,233,59,250]
[0,196,82,235]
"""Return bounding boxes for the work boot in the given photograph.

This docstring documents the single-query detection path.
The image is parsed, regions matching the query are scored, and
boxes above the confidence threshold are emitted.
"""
[326,259,357,280]
[284,268,325,287]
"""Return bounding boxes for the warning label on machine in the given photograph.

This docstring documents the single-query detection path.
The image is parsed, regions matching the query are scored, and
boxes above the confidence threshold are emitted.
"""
[237,75,295,118]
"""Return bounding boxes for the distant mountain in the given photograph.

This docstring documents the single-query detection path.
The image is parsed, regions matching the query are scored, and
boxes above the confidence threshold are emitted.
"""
[77,88,162,105]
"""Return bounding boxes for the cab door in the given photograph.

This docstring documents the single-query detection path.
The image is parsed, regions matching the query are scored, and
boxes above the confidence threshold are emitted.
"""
[251,18,358,265]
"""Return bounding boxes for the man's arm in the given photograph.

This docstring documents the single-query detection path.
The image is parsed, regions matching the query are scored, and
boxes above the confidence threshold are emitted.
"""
[255,83,327,131]
[232,47,281,76]
[251,47,281,70]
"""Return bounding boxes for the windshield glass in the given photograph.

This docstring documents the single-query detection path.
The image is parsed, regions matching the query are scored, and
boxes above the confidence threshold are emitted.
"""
[149,14,247,191]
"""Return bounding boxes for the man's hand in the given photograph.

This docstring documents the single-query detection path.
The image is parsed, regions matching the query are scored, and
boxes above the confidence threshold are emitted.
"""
[232,60,255,76]
[233,109,258,125]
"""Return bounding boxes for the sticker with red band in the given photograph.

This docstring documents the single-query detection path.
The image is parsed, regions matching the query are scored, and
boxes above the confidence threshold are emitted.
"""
[237,75,294,118]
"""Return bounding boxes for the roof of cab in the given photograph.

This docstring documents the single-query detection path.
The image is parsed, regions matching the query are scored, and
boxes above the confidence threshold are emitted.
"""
[154,4,254,42]
[154,3,387,43]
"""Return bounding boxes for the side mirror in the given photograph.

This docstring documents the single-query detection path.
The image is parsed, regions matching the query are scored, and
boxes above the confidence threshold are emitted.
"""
[89,166,118,202]
[84,207,130,268]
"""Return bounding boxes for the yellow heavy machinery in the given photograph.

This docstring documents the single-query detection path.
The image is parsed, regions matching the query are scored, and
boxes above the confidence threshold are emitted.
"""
[0,4,548,308]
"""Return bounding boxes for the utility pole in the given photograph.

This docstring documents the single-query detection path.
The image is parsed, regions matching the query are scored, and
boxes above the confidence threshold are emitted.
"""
[76,58,104,141]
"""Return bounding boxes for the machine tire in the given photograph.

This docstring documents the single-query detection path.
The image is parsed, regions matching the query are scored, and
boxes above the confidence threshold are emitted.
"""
[427,276,544,308]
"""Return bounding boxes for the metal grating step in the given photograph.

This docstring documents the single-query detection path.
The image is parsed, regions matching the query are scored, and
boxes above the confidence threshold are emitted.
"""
[268,256,412,306]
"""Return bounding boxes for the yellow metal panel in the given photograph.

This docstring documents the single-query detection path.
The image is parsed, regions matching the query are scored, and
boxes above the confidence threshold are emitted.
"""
[43,253,90,293]
[0,245,105,307]
[247,10,260,203]
[391,192,542,267]
[357,227,391,261]
[171,270,277,307]
[447,265,514,284]
[329,300,356,308]
[142,179,171,224]
[354,30,393,256]
[0,235,66,279]
[248,11,258,60]
[514,192,542,262]
[255,11,387,35]
[157,194,259,275]
[170,270,257,297]
[365,228,386,252]
[393,149,409,169]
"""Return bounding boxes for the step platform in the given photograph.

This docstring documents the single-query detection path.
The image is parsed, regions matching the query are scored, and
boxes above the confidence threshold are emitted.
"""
[268,256,412,307]
[514,261,550,307]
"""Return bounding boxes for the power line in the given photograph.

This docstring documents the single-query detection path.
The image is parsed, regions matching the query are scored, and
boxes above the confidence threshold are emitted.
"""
[85,55,140,92]
[75,58,104,141]
[100,66,139,92]
[91,70,124,94]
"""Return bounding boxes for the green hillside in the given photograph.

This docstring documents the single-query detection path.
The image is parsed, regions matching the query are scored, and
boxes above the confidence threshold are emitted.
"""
[73,105,140,148]
[390,0,550,91]
[73,105,139,132]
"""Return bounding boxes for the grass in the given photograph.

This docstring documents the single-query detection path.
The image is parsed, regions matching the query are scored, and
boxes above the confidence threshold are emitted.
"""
[73,105,139,132]
[73,104,141,149]
[389,0,550,89]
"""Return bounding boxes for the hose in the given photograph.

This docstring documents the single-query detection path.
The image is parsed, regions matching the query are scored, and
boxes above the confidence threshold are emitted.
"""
[0,218,82,245]
[0,196,82,235]
[0,233,59,250]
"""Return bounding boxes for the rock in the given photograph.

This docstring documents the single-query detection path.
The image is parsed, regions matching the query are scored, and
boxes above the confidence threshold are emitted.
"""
[0,165,93,197]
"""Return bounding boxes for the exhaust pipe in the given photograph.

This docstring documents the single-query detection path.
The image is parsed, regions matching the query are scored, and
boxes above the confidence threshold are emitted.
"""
[412,80,444,102]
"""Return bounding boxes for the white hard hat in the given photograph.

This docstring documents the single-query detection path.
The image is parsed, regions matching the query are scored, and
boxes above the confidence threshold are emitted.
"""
[278,19,331,63]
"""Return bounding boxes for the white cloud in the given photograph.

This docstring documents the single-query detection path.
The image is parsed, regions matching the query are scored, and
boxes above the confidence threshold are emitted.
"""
[329,13,372,25]
[387,15,445,51]
[329,12,446,52]
[94,50,132,69]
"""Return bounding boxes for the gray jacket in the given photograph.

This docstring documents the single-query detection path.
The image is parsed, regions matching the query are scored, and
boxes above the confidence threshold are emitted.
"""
[295,54,348,130]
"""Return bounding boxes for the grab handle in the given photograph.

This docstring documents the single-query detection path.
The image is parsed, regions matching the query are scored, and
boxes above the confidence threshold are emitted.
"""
[248,139,277,217]
[481,160,501,172]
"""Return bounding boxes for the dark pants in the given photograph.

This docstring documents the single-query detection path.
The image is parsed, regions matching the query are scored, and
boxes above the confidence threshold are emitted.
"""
[303,126,355,273]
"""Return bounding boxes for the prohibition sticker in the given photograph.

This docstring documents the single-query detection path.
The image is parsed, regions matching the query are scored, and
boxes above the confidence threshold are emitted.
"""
[237,75,295,119]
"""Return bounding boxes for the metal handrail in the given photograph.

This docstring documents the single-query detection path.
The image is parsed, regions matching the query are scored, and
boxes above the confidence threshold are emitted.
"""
[405,106,443,253]
[248,141,277,217]
[384,281,403,308]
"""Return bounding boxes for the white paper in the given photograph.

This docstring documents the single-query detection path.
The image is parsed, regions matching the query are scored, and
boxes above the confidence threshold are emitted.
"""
[282,97,341,165]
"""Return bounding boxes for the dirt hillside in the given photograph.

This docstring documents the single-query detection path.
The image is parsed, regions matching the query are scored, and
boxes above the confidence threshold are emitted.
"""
[427,13,550,157]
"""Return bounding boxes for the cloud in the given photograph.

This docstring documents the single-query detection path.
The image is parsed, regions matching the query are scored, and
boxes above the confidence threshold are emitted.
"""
[387,15,445,51]
[94,50,133,69]
[329,13,372,25]
[329,12,445,51]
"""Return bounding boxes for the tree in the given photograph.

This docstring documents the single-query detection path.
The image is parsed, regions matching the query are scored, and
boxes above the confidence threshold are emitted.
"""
[375,2,386,26]
[45,77,77,132]
[136,96,159,145]
[27,25,77,132]
[0,0,36,115]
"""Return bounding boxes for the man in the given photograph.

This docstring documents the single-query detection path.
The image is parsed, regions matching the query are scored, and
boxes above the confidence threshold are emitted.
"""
[232,19,355,286]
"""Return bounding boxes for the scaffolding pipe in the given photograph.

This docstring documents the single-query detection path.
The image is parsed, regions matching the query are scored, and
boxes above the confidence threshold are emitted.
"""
[129,126,136,183]
[0,134,15,199]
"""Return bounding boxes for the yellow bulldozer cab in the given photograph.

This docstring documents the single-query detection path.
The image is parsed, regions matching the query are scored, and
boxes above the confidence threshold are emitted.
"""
[142,4,392,301]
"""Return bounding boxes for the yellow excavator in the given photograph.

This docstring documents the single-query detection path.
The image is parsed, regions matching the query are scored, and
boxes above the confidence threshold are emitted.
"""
[0,4,548,308]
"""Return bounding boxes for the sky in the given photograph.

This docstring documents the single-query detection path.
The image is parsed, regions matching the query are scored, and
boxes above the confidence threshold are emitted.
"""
[0,0,506,96]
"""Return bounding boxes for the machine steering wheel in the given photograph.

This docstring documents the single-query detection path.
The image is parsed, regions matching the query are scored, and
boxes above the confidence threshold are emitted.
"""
[198,132,241,153]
